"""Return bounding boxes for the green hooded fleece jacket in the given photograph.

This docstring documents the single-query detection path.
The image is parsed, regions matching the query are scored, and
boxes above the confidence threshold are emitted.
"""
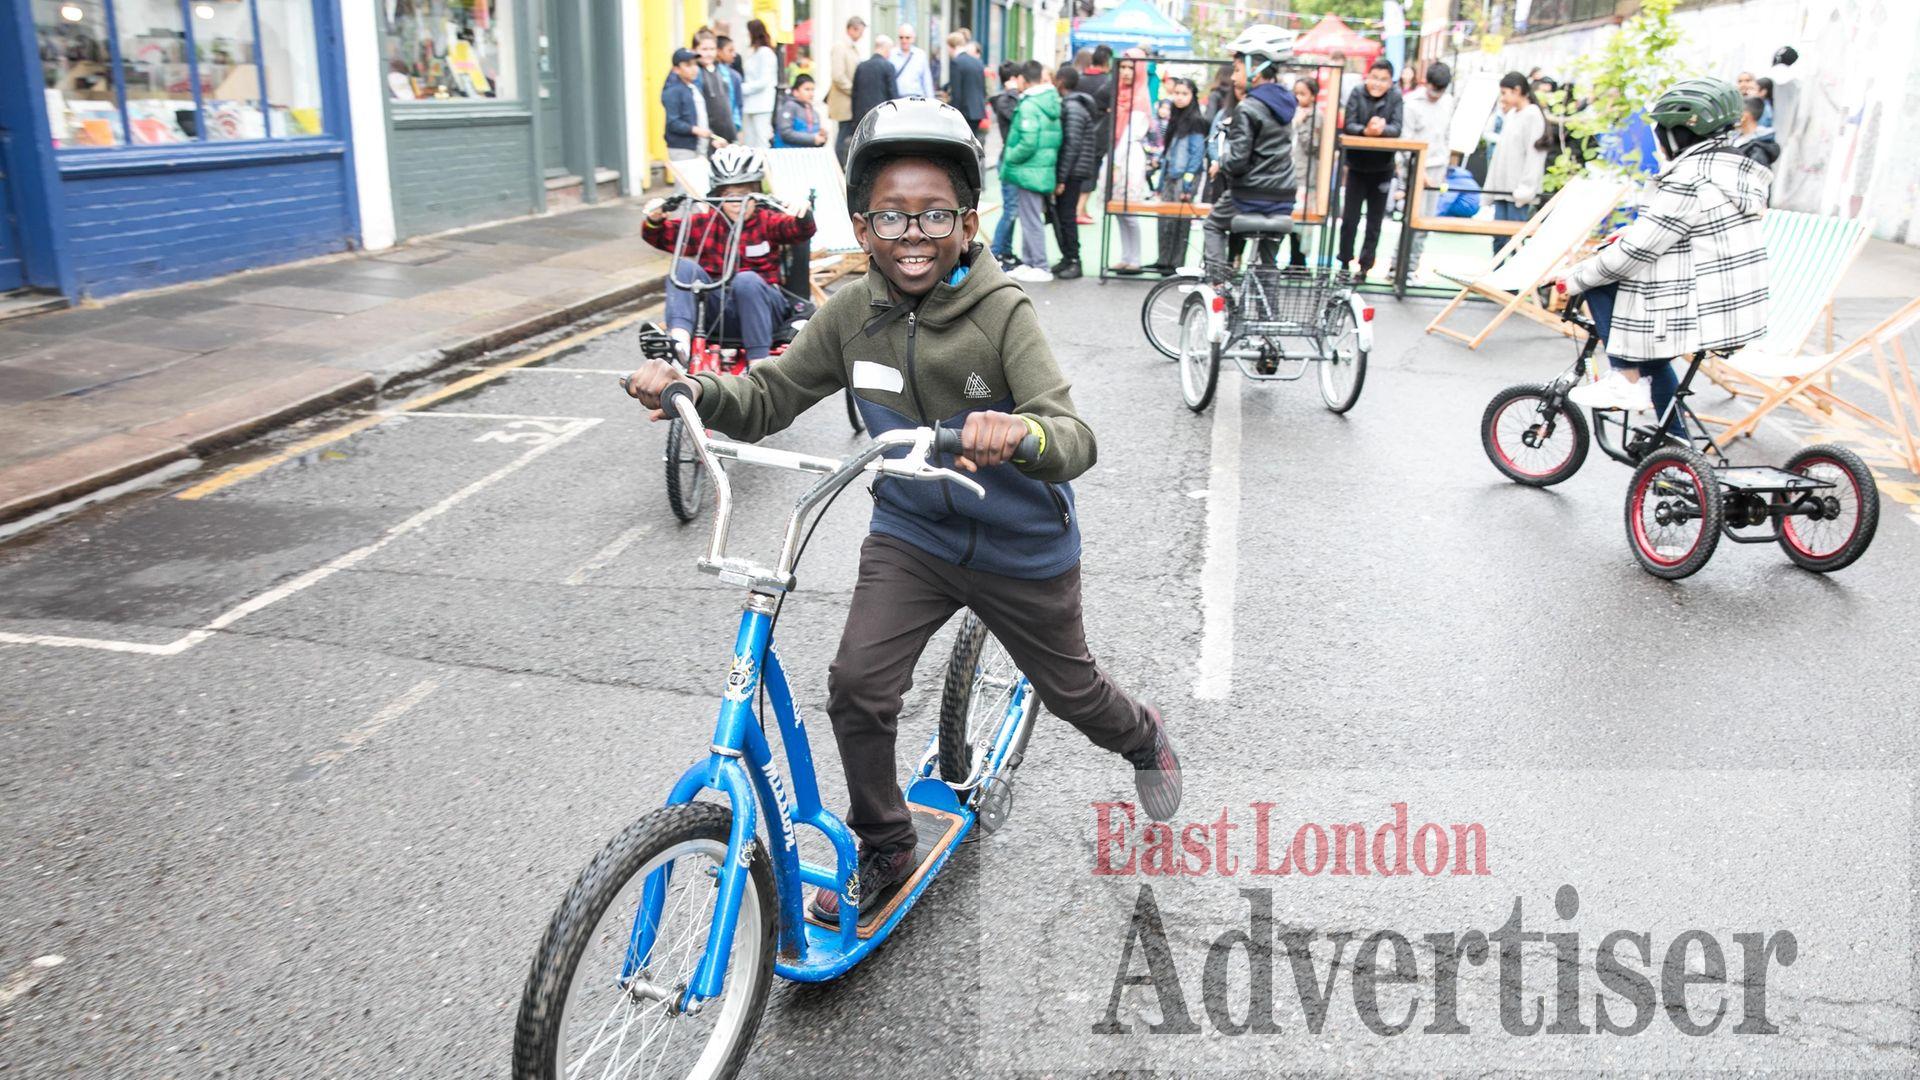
[1003,85,1063,194]
[689,246,1094,579]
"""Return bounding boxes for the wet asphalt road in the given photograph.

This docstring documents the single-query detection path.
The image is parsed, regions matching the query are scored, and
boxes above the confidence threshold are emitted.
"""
[2,276,1917,1078]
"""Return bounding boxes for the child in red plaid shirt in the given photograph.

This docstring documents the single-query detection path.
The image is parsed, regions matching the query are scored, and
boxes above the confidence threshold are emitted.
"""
[642,146,816,361]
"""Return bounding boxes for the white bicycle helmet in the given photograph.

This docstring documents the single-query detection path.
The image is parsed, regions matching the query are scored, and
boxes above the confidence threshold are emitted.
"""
[707,144,767,192]
[1225,24,1298,79]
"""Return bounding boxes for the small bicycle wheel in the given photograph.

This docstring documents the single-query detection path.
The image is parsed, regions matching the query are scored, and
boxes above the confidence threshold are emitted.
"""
[514,802,775,1080]
[1317,302,1368,414]
[665,418,706,523]
[1177,293,1221,413]
[1625,447,1724,580]
[1776,443,1879,573]
[937,613,1029,786]
[1141,273,1198,360]
[1480,383,1591,486]
[844,388,865,434]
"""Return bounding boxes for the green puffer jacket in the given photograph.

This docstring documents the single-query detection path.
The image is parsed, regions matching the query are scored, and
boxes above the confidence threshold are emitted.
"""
[1002,86,1063,194]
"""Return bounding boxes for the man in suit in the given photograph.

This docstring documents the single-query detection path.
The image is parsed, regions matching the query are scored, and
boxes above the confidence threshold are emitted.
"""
[944,30,987,142]
[829,16,867,164]
[851,36,900,134]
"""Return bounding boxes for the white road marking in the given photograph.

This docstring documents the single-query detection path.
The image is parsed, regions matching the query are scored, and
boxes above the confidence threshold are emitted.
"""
[0,955,66,1006]
[564,523,653,586]
[0,421,601,658]
[304,678,441,770]
[1193,376,1242,701]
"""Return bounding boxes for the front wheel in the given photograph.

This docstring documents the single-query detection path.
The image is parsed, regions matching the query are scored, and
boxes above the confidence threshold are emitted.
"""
[1317,302,1368,413]
[1776,443,1879,573]
[1481,383,1591,486]
[937,613,1031,786]
[1177,293,1222,413]
[514,802,775,1080]
[1626,447,1723,580]
[1142,274,1198,360]
[665,418,706,523]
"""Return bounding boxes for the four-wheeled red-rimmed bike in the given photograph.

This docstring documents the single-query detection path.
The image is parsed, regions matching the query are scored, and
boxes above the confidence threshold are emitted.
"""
[638,192,863,522]
[1479,292,1880,580]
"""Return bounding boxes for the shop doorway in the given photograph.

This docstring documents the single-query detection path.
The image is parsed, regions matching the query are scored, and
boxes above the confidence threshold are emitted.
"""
[537,0,567,182]
[0,147,23,293]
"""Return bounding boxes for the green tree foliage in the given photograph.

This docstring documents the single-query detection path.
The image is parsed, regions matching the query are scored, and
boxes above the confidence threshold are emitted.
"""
[1541,0,1699,197]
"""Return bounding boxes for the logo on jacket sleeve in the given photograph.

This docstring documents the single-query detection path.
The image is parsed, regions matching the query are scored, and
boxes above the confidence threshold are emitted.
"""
[964,372,992,399]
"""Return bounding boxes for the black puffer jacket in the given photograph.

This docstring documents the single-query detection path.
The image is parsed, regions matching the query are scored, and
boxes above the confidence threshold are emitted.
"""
[1220,82,1298,204]
[1057,90,1101,183]
[1341,85,1404,172]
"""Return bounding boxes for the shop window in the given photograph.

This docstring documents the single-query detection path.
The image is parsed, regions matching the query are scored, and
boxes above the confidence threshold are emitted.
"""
[32,0,328,150]
[381,0,519,103]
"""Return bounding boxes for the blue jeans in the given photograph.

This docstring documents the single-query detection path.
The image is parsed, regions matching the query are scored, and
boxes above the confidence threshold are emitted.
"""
[1582,282,1685,438]
[992,176,1019,260]
[664,263,783,361]
[1491,199,1531,256]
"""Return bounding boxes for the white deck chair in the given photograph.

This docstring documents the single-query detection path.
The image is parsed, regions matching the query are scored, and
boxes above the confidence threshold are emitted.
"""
[1701,212,1872,437]
[1425,175,1629,349]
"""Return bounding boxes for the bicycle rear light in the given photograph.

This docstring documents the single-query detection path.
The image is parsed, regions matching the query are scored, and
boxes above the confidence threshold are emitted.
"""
[1362,306,1375,322]
[1210,295,1225,314]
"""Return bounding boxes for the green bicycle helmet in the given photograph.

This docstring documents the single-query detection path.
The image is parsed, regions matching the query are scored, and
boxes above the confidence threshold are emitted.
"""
[1648,77,1742,158]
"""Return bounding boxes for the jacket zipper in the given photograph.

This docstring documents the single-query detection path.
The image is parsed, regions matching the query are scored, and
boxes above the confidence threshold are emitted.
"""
[903,310,976,565]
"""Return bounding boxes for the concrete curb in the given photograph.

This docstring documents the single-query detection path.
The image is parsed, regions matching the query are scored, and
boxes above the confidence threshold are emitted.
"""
[0,273,665,525]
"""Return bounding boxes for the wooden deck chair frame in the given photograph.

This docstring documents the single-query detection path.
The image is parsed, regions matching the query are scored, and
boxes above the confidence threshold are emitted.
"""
[1424,176,1628,349]
[1707,295,1920,473]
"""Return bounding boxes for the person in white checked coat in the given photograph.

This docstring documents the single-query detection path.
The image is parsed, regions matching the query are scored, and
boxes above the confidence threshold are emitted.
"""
[1560,77,1770,439]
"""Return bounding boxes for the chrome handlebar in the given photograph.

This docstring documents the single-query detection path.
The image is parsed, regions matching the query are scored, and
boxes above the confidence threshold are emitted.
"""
[656,383,984,593]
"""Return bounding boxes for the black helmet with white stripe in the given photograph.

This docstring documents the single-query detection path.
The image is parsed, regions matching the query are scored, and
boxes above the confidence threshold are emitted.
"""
[844,99,984,208]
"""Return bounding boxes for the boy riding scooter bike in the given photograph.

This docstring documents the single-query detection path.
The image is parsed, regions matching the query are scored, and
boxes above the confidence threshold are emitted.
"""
[642,144,817,364]
[1203,25,1298,272]
[625,100,1183,922]
[1557,77,1770,437]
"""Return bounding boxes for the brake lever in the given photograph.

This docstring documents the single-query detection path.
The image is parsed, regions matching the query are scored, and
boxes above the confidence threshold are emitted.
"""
[924,466,987,500]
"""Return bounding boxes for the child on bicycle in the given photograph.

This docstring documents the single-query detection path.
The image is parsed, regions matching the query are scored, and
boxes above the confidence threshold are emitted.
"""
[642,144,816,364]
[1203,25,1299,271]
[1558,77,1770,438]
[625,100,1181,922]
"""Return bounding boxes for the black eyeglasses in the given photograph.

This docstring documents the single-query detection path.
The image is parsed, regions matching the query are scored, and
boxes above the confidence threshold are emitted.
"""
[859,208,965,241]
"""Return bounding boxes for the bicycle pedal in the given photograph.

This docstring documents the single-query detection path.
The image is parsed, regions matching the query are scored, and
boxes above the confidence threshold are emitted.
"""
[637,328,680,363]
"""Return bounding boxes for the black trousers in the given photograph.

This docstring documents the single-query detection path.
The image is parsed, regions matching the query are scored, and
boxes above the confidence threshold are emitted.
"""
[826,534,1155,854]
[1338,168,1393,271]
[1054,178,1090,263]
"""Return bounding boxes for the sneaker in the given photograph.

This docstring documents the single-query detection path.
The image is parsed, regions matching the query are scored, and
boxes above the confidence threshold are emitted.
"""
[996,254,1021,272]
[1124,705,1183,822]
[808,844,916,922]
[1008,264,1054,284]
[1056,260,1083,281]
[1568,370,1654,412]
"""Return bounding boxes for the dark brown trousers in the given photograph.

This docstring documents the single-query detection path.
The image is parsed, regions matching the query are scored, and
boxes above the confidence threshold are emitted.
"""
[825,534,1154,853]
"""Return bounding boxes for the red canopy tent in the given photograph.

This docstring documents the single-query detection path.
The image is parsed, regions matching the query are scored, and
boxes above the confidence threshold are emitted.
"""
[1292,14,1381,68]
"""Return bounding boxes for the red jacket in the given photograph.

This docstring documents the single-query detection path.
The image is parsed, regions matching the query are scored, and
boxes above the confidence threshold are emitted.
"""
[642,206,815,288]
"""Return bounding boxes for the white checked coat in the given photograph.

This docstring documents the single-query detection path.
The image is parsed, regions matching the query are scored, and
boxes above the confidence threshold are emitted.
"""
[1566,136,1771,362]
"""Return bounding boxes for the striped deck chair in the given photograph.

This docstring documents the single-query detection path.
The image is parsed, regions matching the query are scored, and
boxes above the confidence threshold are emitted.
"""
[1700,212,1872,437]
[1424,175,1629,349]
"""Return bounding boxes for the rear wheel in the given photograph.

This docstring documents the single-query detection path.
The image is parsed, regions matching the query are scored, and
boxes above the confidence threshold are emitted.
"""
[1317,302,1368,413]
[1481,383,1591,486]
[1626,447,1723,580]
[1142,273,1198,360]
[514,802,774,1080]
[665,418,706,523]
[1776,443,1879,573]
[937,613,1029,786]
[1177,293,1221,413]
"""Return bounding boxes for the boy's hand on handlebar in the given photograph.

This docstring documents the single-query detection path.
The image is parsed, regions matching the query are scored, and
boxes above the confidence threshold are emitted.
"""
[624,359,701,420]
[951,411,1028,472]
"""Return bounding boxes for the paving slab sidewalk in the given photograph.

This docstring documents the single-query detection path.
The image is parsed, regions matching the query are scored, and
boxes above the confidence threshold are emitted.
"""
[0,200,669,524]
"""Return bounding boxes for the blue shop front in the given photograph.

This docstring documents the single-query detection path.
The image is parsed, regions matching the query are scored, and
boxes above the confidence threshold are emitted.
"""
[1,0,357,302]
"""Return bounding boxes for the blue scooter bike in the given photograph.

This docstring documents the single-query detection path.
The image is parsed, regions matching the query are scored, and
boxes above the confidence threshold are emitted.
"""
[513,382,1041,1079]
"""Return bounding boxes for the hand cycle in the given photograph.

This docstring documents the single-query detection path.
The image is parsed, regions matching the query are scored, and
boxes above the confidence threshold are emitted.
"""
[1479,290,1880,579]
[642,192,862,523]
[1171,220,1371,415]
[513,382,1042,1079]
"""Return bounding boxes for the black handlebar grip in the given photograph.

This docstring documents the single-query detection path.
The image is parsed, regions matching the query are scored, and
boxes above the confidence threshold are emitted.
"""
[934,426,1040,462]
[659,380,697,420]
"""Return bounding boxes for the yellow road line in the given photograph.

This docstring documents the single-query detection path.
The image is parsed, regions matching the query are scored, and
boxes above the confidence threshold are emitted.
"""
[176,311,647,501]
